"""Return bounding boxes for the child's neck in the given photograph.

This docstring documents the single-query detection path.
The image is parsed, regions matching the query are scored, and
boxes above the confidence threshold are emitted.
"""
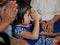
[16,24,31,27]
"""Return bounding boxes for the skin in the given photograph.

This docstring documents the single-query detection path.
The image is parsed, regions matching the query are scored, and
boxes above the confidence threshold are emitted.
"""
[0,1,30,45]
[0,0,7,4]
[41,15,60,43]
[40,19,60,44]
[10,38,30,45]
[17,8,41,40]
[0,1,18,32]
[41,15,60,33]
[16,8,60,44]
[47,15,60,33]
[40,15,60,44]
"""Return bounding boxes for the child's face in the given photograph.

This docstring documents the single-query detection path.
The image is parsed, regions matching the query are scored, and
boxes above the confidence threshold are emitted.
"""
[22,9,32,25]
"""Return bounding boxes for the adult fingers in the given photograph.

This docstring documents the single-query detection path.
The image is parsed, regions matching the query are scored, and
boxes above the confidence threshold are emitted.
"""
[0,6,6,16]
[11,3,17,19]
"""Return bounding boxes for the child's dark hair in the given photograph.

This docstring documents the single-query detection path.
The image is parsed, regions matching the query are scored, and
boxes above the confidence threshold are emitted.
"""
[12,1,31,25]
[0,32,10,45]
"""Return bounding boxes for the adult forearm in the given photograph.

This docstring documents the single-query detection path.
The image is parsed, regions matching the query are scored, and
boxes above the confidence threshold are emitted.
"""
[52,15,60,23]
[0,21,10,32]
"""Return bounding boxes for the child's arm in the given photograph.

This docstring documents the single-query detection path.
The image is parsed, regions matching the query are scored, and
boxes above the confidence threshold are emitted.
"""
[17,8,40,40]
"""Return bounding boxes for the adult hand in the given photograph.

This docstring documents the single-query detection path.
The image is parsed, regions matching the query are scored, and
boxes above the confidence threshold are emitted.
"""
[47,20,54,33]
[0,1,18,24]
[41,21,48,32]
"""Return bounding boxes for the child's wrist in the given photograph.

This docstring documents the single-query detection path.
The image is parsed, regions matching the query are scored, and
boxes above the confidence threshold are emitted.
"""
[34,20,39,22]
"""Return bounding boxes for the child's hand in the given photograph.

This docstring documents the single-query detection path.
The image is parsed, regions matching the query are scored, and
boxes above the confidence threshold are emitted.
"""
[30,8,41,21]
[0,1,18,24]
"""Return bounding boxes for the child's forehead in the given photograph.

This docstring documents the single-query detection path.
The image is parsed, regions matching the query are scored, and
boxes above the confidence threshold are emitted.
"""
[24,9,31,16]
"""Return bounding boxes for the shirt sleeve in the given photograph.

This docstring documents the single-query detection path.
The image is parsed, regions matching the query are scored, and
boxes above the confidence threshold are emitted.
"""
[14,27,26,35]
[55,0,60,15]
